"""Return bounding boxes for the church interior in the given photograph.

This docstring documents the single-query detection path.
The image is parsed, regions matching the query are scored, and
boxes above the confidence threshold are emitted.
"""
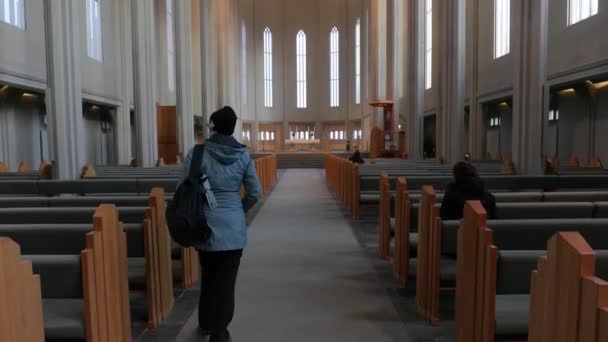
[1,0,607,341]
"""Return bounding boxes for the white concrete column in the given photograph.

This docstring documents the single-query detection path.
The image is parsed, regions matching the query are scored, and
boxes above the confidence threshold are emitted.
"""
[43,0,85,179]
[115,0,133,165]
[393,0,408,141]
[200,0,243,142]
[200,0,219,131]
[439,0,467,163]
[511,0,548,174]
[406,0,425,159]
[175,0,195,154]
[132,0,159,167]
[466,0,485,159]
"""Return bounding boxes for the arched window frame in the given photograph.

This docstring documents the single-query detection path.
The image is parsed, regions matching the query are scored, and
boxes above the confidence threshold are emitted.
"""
[329,26,340,108]
[296,30,307,109]
[263,27,273,108]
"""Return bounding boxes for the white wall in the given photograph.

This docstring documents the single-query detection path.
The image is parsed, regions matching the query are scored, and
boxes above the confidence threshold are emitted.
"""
[0,1,46,89]
[476,0,514,97]
[547,0,608,78]
[594,86,608,164]
[80,0,124,104]
[243,0,364,124]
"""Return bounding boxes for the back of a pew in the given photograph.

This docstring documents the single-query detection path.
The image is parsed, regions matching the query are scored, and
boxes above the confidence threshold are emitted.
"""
[0,237,45,342]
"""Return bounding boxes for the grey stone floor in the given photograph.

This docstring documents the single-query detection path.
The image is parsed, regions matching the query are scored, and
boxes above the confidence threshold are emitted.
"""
[174,169,416,342]
[138,169,459,342]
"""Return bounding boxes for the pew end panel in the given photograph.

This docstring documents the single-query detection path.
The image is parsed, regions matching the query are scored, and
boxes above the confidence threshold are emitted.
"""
[0,237,45,342]
[149,187,175,320]
[455,201,487,342]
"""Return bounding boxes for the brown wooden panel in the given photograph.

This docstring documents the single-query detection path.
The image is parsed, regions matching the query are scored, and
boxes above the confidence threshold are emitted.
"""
[580,277,608,342]
[157,105,178,164]
[455,201,487,342]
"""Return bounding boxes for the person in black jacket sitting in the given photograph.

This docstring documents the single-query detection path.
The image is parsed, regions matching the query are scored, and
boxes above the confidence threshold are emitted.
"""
[440,161,496,220]
[349,150,365,164]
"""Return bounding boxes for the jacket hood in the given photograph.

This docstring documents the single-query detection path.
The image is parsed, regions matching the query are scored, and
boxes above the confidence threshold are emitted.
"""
[205,135,247,165]
[447,176,486,195]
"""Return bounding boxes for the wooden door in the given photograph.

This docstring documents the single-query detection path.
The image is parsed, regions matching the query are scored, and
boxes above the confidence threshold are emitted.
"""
[157,104,178,164]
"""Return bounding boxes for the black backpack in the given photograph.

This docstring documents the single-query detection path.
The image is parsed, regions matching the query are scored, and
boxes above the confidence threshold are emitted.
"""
[166,144,212,247]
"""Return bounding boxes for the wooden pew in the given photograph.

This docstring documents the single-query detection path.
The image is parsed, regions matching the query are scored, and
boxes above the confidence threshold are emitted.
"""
[393,177,411,285]
[0,237,45,342]
[378,172,390,260]
[528,232,608,342]
[82,204,132,341]
[18,161,31,172]
[416,186,439,324]
[0,189,176,329]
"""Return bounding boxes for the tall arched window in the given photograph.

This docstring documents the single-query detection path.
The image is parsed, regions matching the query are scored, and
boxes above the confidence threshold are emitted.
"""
[0,0,25,29]
[296,30,307,109]
[166,0,175,91]
[494,0,510,59]
[86,0,103,61]
[263,27,273,108]
[425,0,432,90]
[329,27,340,108]
[568,0,598,25]
[241,21,247,105]
[355,18,361,105]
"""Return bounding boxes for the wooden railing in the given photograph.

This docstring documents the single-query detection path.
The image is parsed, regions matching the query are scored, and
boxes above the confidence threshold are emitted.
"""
[254,154,278,195]
[325,155,360,220]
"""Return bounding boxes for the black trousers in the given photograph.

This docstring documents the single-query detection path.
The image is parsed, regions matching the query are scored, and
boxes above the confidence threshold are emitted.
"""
[198,249,243,332]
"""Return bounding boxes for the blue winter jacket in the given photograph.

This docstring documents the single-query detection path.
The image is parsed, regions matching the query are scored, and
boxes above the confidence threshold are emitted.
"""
[180,134,262,251]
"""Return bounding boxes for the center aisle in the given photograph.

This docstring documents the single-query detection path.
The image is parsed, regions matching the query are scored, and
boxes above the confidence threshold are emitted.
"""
[176,169,413,341]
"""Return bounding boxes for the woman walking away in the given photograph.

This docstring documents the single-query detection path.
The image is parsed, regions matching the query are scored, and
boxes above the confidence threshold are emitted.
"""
[440,161,496,221]
[181,106,262,342]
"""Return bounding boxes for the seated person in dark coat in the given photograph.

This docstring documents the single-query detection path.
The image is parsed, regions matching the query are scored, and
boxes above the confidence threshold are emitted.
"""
[349,150,365,164]
[440,161,496,220]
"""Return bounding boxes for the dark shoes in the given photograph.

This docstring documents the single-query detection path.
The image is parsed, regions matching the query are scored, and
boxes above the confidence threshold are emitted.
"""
[210,330,231,342]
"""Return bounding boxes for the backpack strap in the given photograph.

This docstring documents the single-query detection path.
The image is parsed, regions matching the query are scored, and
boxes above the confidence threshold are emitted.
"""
[189,144,205,180]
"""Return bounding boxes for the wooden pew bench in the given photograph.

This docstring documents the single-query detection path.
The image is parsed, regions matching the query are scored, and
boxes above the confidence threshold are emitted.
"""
[0,237,45,342]
[2,205,132,341]
[455,205,608,342]
[0,202,174,330]
[415,197,608,324]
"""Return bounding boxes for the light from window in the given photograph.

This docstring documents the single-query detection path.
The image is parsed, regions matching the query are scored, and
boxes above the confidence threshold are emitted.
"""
[242,21,247,105]
[355,18,361,104]
[330,131,335,140]
[86,0,103,61]
[425,0,432,90]
[568,0,598,25]
[353,129,362,140]
[549,109,560,121]
[490,117,502,127]
[296,30,307,109]
[339,131,344,140]
[330,27,340,108]
[0,0,24,29]
[270,132,275,140]
[494,0,510,59]
[167,0,175,91]
[263,27,273,108]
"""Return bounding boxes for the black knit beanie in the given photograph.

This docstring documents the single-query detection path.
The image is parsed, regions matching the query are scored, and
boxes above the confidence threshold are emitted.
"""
[210,106,237,136]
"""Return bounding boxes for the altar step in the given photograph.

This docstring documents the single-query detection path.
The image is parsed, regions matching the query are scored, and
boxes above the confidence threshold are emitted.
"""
[277,152,368,169]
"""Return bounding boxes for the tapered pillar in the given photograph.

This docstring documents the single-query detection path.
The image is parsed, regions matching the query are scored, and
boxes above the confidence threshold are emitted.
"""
[406,0,425,159]
[44,0,85,179]
[439,0,466,163]
[115,0,133,165]
[466,0,485,159]
[200,0,219,130]
[175,0,195,155]
[132,0,159,167]
[511,0,548,174]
